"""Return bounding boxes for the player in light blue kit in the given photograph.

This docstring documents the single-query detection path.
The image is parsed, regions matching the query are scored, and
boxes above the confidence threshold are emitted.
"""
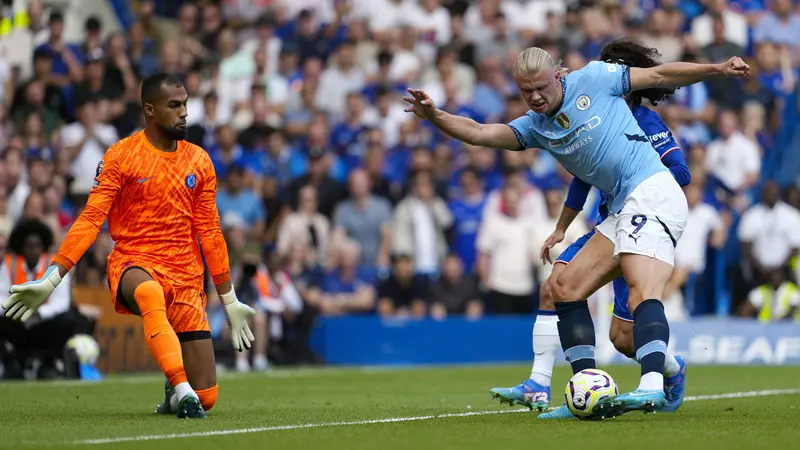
[404,42,749,418]
[490,40,690,418]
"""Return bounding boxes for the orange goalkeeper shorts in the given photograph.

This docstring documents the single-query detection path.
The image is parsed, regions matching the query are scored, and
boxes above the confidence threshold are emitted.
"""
[107,260,210,336]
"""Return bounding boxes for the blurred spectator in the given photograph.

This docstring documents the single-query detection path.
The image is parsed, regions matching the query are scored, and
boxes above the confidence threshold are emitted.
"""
[216,166,266,239]
[484,166,547,223]
[641,9,683,63]
[738,181,800,288]
[532,188,590,283]
[448,167,486,274]
[476,186,536,315]
[277,185,330,267]
[429,254,484,320]
[61,100,118,196]
[316,239,375,315]
[752,0,800,50]
[392,169,453,276]
[333,169,393,271]
[316,40,366,119]
[705,109,761,199]
[376,254,429,318]
[0,219,96,380]
[691,0,748,49]
[287,148,345,219]
[740,268,800,322]
[34,11,83,89]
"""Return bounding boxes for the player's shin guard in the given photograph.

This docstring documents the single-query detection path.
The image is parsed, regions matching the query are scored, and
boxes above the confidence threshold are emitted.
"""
[196,385,218,412]
[531,311,559,386]
[136,281,188,388]
[555,301,596,374]
[633,299,669,391]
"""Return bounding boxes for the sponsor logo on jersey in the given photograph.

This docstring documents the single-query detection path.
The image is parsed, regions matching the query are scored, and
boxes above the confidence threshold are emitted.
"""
[576,95,591,111]
[548,116,602,152]
[555,112,571,130]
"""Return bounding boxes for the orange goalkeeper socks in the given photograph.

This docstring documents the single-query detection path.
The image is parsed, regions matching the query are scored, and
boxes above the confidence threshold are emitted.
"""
[196,384,218,411]
[135,280,188,388]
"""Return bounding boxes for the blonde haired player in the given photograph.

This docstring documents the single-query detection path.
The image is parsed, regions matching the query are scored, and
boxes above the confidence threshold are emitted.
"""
[2,73,255,419]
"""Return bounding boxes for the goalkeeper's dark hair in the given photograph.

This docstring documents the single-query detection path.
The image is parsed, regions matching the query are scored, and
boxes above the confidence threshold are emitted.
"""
[8,218,54,255]
[600,39,675,106]
[140,73,184,107]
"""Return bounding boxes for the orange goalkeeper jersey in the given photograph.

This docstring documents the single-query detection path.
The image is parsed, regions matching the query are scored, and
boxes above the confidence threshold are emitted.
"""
[53,131,231,286]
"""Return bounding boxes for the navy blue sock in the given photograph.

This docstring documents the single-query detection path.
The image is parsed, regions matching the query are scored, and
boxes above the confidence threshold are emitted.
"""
[633,299,669,377]
[555,300,596,374]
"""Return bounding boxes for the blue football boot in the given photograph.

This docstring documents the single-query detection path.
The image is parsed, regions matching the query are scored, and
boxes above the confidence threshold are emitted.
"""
[597,389,666,417]
[663,356,688,412]
[490,379,550,411]
[537,404,577,419]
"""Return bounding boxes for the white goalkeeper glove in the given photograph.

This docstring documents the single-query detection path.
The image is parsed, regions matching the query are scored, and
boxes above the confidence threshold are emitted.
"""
[2,266,62,323]
[220,288,256,352]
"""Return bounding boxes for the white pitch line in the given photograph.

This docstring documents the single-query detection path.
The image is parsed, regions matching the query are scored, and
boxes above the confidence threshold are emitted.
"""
[72,388,800,446]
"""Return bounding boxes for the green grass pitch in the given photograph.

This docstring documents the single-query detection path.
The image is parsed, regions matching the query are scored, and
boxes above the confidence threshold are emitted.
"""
[1,364,798,449]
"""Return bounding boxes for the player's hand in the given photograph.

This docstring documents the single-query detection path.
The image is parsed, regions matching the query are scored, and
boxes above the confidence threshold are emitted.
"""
[220,289,256,352]
[2,266,62,323]
[720,57,750,78]
[403,88,437,121]
[540,229,566,265]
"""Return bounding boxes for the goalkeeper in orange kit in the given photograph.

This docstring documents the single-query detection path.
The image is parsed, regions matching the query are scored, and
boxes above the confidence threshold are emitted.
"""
[2,73,255,419]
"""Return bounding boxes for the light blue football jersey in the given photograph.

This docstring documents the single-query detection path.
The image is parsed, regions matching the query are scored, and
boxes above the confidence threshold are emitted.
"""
[508,61,668,214]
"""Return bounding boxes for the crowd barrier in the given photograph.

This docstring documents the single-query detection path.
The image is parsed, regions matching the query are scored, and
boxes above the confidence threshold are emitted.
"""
[311,316,800,366]
[74,287,800,373]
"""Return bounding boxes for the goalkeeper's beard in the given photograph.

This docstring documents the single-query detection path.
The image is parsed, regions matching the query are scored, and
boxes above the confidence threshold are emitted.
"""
[158,123,187,141]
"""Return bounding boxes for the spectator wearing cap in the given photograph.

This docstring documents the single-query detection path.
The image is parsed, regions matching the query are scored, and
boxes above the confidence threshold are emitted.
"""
[60,99,118,196]
[33,10,83,89]
[392,169,453,277]
[333,168,393,273]
[286,146,345,219]
[217,165,267,240]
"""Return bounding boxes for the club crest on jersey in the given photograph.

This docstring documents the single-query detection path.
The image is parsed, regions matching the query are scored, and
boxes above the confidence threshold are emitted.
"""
[185,173,197,189]
[555,112,571,130]
[576,95,591,111]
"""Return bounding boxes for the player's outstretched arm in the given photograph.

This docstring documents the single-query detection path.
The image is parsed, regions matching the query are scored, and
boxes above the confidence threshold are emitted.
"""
[403,88,522,150]
[3,150,123,322]
[629,56,750,91]
[193,155,255,352]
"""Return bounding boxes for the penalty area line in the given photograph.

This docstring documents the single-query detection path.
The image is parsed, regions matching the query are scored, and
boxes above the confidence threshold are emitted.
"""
[72,388,800,445]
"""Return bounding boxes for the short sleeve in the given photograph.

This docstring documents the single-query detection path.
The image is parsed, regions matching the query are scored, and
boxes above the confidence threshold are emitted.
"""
[476,217,495,252]
[737,208,759,242]
[507,112,540,150]
[584,61,630,97]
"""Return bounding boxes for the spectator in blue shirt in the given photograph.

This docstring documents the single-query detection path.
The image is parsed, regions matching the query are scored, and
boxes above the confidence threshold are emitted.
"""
[318,239,375,315]
[217,166,267,239]
[448,167,486,274]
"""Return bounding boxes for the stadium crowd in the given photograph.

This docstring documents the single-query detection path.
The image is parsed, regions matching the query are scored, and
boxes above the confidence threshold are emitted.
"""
[0,0,799,375]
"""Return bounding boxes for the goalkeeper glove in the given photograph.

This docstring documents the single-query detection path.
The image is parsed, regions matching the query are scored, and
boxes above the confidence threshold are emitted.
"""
[220,288,256,352]
[2,265,62,323]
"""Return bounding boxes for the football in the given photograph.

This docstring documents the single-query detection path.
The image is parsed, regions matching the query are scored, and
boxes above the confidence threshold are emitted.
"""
[564,369,619,418]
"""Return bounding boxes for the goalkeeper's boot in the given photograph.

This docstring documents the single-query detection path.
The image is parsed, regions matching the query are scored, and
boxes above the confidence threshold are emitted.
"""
[597,389,665,417]
[537,404,576,419]
[176,394,207,419]
[155,378,174,415]
[490,379,550,411]
[663,356,688,412]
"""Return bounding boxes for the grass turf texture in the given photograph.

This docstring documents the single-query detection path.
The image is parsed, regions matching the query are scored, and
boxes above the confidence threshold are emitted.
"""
[1,364,798,449]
